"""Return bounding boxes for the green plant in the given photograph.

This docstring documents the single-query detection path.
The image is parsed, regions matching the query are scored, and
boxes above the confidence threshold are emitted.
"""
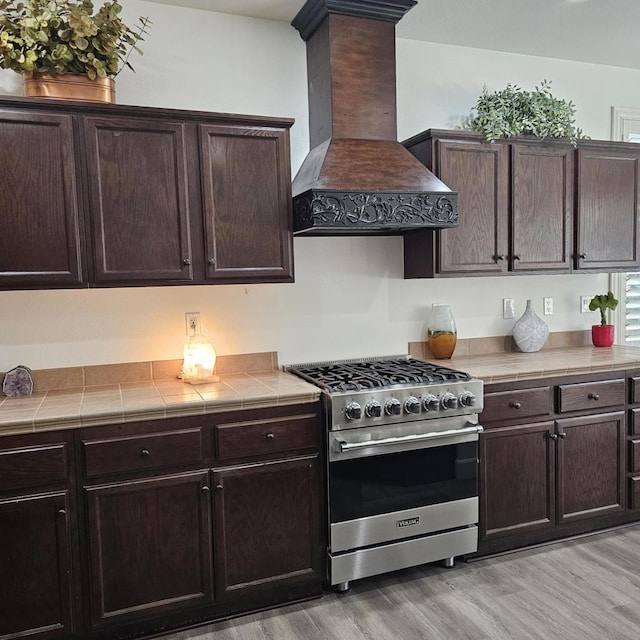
[589,291,619,326]
[0,0,150,79]
[464,79,586,144]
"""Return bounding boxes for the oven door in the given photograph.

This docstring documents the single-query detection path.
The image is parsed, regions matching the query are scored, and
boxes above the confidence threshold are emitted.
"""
[328,418,482,553]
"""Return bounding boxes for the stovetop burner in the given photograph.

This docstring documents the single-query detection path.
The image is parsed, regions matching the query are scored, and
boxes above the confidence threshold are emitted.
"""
[287,357,470,393]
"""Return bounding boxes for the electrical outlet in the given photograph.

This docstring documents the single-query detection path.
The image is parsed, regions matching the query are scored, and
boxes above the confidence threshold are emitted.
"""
[185,311,201,336]
[503,298,515,320]
[543,297,553,315]
[581,296,591,313]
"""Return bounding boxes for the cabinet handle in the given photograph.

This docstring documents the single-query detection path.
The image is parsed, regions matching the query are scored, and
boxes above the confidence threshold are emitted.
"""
[215,484,224,491]
[578,253,587,260]
[201,486,210,494]
[57,508,67,517]
[558,432,567,439]
[509,402,522,409]
[140,448,151,458]
[495,254,506,262]
[265,432,275,440]
[549,433,558,441]
[513,254,521,261]
[588,393,600,400]
[208,258,216,267]
[182,258,191,267]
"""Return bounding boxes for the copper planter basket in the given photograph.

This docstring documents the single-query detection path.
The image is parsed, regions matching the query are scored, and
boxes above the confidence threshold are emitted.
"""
[23,74,115,103]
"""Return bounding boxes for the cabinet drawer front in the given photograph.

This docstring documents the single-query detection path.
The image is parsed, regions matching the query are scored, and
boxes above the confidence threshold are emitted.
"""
[631,408,640,435]
[630,476,640,510]
[0,443,67,491]
[216,413,318,460]
[558,379,625,413]
[82,428,203,478]
[631,377,640,404]
[481,387,551,423]
[631,439,640,474]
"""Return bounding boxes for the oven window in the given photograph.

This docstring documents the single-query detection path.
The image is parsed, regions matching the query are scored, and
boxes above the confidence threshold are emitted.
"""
[329,442,477,523]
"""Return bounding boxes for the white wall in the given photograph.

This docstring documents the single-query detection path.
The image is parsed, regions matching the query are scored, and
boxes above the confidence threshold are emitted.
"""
[2,0,636,370]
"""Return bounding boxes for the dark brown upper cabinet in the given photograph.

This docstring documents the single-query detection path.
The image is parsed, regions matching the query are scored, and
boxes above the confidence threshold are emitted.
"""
[403,130,573,277]
[575,141,640,271]
[0,109,85,288]
[0,97,294,290]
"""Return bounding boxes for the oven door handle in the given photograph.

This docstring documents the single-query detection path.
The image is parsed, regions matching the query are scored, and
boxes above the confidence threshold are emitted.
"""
[334,424,484,453]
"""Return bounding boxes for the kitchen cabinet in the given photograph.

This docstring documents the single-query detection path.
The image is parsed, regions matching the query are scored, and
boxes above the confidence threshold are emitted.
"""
[0,108,85,288]
[478,374,630,556]
[75,403,322,636]
[403,130,573,277]
[0,96,294,290]
[627,375,640,511]
[0,432,78,640]
[575,141,640,271]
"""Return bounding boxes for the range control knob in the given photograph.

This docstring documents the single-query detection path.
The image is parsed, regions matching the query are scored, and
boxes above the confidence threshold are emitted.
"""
[345,402,362,420]
[423,394,440,412]
[404,396,421,414]
[440,392,459,410]
[459,391,477,408]
[365,400,382,418]
[385,398,402,416]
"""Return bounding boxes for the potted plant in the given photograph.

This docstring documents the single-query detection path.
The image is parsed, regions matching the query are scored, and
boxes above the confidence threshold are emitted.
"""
[464,79,586,144]
[0,0,150,102]
[589,291,619,347]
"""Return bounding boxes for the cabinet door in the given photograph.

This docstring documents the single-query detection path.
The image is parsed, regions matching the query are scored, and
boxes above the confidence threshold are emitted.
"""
[575,145,640,271]
[0,111,84,288]
[479,422,556,544]
[84,471,213,629]
[82,117,194,284]
[0,492,75,640]
[212,455,321,599]
[434,138,509,274]
[511,143,572,272]
[199,124,293,282]
[556,412,626,522]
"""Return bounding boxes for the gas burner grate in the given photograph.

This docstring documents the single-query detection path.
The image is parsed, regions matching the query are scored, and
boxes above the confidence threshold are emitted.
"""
[287,357,471,393]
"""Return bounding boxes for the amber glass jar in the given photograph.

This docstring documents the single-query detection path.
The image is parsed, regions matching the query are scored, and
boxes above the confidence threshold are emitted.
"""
[427,304,457,359]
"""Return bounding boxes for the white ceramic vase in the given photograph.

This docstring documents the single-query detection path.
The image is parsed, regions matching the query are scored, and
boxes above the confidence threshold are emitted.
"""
[512,299,549,352]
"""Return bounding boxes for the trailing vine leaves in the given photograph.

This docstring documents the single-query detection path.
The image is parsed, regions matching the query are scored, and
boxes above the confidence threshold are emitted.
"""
[464,80,586,144]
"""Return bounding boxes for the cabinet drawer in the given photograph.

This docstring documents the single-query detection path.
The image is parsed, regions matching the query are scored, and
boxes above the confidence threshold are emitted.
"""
[630,476,640,510]
[630,439,640,474]
[0,443,67,491]
[630,377,640,404]
[631,408,640,435]
[82,428,203,478]
[481,387,551,423]
[557,379,625,413]
[216,412,318,460]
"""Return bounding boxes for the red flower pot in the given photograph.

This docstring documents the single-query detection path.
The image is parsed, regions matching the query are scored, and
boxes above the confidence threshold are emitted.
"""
[592,324,614,347]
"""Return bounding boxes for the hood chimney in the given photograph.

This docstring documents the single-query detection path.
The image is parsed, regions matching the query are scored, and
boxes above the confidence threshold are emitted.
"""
[291,0,458,235]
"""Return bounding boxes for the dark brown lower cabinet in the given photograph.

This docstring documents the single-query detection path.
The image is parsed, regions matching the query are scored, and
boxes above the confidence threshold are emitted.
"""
[480,421,556,542]
[556,412,625,522]
[84,471,213,630]
[213,455,321,599]
[0,492,75,640]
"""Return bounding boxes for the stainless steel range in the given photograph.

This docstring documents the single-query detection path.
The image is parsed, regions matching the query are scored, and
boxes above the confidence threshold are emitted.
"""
[287,356,483,591]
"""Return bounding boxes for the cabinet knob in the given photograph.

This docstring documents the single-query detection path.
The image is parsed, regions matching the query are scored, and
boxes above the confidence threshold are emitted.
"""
[588,393,600,400]
[549,433,558,441]
[558,432,567,439]
[208,258,216,267]
[57,508,67,517]
[215,483,224,491]
[201,486,210,494]
[509,401,522,409]
[513,254,521,261]
[140,448,151,458]
[265,432,275,440]
[578,253,587,260]
[182,258,191,267]
[495,254,506,262]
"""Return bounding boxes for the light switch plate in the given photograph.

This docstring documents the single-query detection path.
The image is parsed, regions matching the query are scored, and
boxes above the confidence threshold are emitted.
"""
[581,296,591,313]
[503,298,515,320]
[544,297,553,315]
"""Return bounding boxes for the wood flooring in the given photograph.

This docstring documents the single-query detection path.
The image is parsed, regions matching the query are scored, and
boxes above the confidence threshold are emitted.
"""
[156,524,640,640]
